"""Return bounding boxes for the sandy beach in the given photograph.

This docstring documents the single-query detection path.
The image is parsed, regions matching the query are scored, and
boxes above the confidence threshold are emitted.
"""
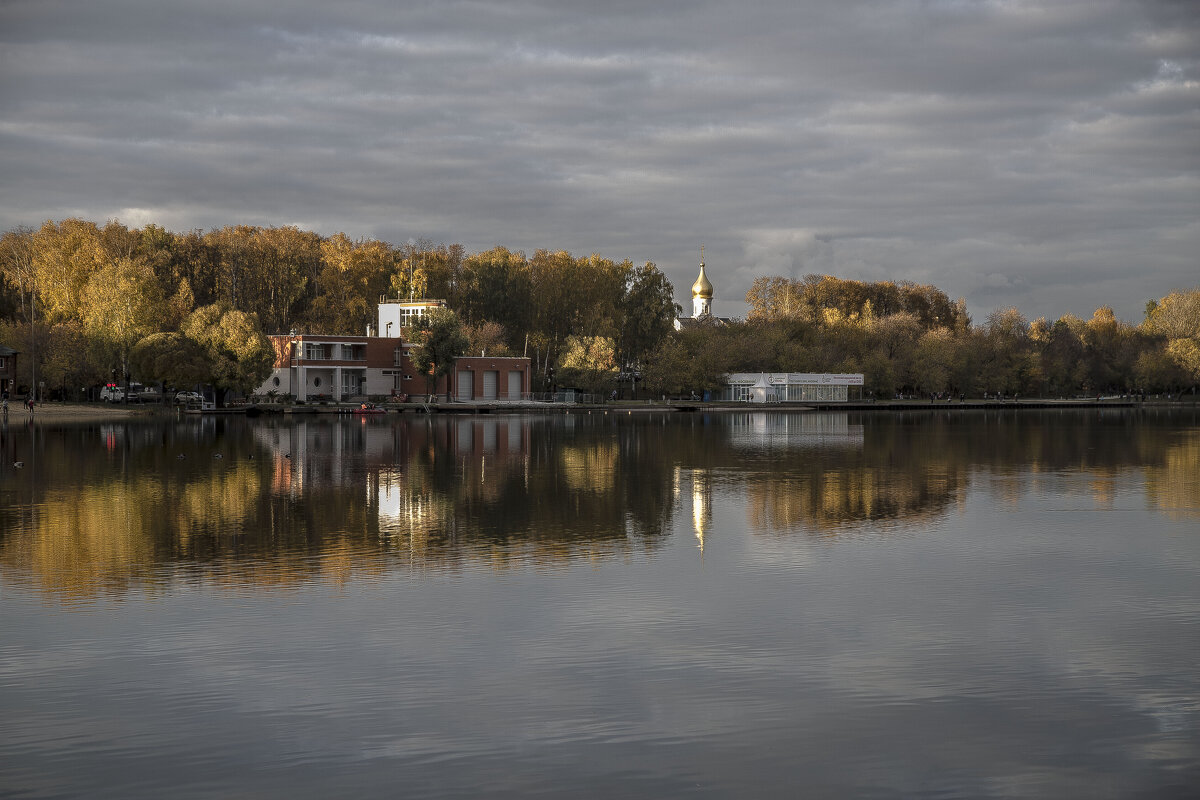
[5,402,160,423]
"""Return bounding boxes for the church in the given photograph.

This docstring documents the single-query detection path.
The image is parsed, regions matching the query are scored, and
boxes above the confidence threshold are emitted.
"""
[671,248,864,402]
[673,248,734,331]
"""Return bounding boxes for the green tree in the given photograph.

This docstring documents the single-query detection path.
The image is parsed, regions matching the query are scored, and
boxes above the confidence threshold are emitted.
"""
[640,336,696,397]
[619,262,678,369]
[129,331,209,391]
[411,308,468,401]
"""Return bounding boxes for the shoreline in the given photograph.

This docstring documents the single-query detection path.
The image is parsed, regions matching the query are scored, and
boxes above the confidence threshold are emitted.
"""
[7,397,1195,423]
[5,402,162,423]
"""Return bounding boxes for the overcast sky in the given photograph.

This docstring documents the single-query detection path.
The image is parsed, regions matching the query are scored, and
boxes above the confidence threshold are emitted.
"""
[1,0,1196,323]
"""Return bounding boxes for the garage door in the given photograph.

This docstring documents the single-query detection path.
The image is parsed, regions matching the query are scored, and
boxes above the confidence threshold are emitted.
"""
[482,370,499,400]
[457,370,473,401]
[507,371,523,399]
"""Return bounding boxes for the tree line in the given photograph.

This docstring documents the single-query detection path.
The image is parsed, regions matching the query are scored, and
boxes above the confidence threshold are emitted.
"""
[639,275,1200,399]
[0,219,677,399]
[2,219,1196,402]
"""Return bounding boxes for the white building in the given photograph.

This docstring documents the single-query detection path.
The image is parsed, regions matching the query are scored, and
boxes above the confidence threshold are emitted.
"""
[374,298,448,337]
[721,372,864,403]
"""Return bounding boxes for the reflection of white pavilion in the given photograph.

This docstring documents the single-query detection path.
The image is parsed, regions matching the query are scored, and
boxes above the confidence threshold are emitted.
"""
[727,412,864,449]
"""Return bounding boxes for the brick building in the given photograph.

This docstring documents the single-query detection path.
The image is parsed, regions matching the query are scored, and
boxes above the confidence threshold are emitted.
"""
[255,300,532,402]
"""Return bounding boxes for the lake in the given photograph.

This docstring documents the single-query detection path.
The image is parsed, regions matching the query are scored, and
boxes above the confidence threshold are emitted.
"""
[2,408,1198,798]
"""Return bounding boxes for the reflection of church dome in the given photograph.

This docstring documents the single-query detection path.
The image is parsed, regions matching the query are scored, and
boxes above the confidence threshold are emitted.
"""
[692,469,711,553]
[692,261,713,299]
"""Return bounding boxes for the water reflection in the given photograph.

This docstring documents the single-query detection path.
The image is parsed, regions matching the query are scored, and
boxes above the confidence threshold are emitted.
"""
[1,409,1197,601]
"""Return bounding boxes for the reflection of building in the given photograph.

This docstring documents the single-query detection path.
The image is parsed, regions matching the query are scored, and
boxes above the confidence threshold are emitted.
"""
[691,469,712,552]
[722,373,864,403]
[255,417,532,497]
[256,299,531,402]
[728,412,864,448]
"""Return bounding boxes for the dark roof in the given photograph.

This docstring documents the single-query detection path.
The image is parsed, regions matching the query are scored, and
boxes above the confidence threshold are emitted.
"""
[0,345,17,356]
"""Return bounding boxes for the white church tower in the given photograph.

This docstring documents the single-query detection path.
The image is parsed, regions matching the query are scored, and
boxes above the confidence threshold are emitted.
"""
[691,246,713,318]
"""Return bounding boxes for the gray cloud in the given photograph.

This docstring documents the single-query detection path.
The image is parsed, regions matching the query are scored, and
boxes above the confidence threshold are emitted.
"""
[1,0,1196,323]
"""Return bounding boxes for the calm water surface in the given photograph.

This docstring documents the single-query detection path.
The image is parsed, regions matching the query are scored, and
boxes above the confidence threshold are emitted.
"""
[1,409,1198,798]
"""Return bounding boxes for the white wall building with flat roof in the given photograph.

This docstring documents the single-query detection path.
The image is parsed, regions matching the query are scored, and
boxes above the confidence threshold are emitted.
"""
[375,298,448,338]
[722,372,864,403]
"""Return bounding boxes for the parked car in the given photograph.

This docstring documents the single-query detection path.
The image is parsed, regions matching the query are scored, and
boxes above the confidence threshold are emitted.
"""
[174,391,203,404]
[99,385,125,402]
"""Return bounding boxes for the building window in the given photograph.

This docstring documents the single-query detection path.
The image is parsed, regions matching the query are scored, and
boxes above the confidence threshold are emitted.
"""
[272,377,280,387]
[394,347,403,366]
[339,344,366,361]
[313,377,322,388]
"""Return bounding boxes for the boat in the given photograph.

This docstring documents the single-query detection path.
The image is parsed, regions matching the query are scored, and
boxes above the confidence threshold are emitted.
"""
[351,403,387,415]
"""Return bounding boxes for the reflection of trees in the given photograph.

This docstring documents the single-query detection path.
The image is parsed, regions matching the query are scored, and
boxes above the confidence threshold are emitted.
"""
[684,409,1200,536]
[722,412,964,534]
[1145,429,1200,521]
[371,416,675,569]
[0,415,680,599]
[2,410,1197,601]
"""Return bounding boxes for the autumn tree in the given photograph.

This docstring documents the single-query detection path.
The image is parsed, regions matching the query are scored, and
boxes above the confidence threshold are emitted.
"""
[458,247,531,349]
[306,233,395,334]
[31,218,106,323]
[179,304,274,405]
[464,321,511,357]
[1144,289,1200,385]
[244,226,321,333]
[81,257,164,396]
[912,328,959,394]
[1033,316,1086,396]
[980,308,1033,396]
[868,312,923,392]
[556,335,618,394]
[747,276,805,322]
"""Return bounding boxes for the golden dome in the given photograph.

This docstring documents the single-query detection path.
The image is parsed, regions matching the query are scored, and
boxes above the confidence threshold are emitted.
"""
[691,261,713,299]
